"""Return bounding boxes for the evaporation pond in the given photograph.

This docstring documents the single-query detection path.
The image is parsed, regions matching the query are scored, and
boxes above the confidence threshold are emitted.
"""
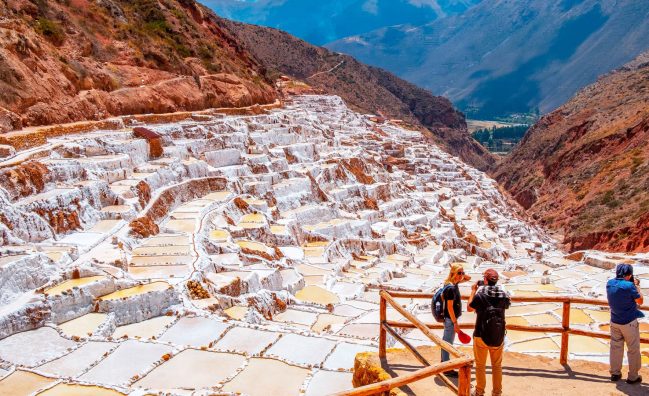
[134,349,245,390]
[44,276,105,296]
[99,281,169,300]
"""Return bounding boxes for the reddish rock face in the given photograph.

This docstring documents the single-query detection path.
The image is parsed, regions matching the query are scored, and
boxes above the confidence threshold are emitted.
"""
[129,217,160,239]
[0,161,49,201]
[135,181,152,209]
[493,52,649,253]
[133,127,163,159]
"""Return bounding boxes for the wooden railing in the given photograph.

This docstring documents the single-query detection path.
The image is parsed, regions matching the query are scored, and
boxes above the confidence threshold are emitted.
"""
[333,290,649,396]
[332,290,475,396]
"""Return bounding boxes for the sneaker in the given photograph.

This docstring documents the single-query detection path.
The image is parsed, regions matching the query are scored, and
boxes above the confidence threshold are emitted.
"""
[626,376,642,384]
[445,370,459,378]
[610,374,622,381]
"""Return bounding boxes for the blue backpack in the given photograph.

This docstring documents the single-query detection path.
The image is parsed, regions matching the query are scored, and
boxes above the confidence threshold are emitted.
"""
[432,284,453,323]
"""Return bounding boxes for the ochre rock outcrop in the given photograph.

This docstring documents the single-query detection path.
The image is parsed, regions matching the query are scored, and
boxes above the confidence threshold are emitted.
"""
[133,127,163,159]
[493,51,649,252]
[0,161,49,201]
[0,0,276,133]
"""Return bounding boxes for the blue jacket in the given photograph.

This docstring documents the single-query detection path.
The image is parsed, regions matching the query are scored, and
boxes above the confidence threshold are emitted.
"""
[607,274,644,325]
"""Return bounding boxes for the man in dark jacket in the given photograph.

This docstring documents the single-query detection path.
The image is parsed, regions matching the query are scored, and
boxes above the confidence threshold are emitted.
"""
[607,263,644,384]
[468,269,510,396]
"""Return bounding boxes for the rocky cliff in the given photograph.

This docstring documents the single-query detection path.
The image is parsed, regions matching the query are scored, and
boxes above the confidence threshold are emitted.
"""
[0,0,276,132]
[219,19,494,171]
[493,52,649,252]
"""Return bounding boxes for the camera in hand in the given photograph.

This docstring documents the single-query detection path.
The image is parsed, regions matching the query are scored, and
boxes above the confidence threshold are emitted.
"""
[477,280,485,287]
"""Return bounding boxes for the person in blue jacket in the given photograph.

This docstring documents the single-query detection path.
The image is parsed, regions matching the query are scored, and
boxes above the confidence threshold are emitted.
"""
[606,263,644,384]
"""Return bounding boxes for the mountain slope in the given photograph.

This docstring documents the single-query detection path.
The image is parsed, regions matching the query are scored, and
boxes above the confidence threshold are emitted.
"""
[328,0,649,119]
[202,0,480,45]
[219,19,494,170]
[493,51,649,253]
[0,0,276,132]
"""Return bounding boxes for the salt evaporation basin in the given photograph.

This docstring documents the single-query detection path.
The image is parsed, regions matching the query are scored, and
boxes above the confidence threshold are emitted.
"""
[37,341,115,377]
[158,317,230,347]
[295,285,340,305]
[312,313,348,333]
[215,326,280,355]
[78,340,173,386]
[274,309,319,327]
[337,323,378,339]
[264,333,336,365]
[323,342,378,370]
[164,219,196,233]
[58,313,107,337]
[524,313,561,326]
[203,191,232,201]
[506,303,560,316]
[221,358,309,395]
[44,276,105,296]
[129,255,193,266]
[508,337,560,353]
[0,327,77,366]
[129,265,190,280]
[132,245,191,256]
[88,220,122,233]
[0,370,56,395]
[98,281,169,300]
[237,213,267,229]
[551,334,609,354]
[134,349,245,390]
[209,229,231,242]
[112,316,175,339]
[223,306,248,320]
[306,370,353,396]
[37,383,125,396]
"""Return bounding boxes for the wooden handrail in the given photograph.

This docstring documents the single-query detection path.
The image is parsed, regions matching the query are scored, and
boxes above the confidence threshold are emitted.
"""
[330,356,473,396]
[385,290,649,311]
[380,290,463,358]
[384,320,649,344]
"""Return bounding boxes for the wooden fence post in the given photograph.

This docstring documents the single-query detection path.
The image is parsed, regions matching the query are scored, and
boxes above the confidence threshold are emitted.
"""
[560,301,570,365]
[379,294,386,359]
[458,365,471,396]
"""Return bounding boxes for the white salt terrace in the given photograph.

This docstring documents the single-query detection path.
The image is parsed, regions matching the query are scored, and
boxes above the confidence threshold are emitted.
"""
[1,95,648,395]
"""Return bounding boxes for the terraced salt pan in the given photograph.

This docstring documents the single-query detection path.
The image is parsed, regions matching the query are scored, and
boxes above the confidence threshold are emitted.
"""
[295,285,340,305]
[265,334,336,366]
[215,326,280,355]
[134,349,245,390]
[44,276,106,296]
[38,341,116,377]
[158,317,230,347]
[0,327,77,367]
[221,358,310,395]
[112,316,176,339]
[312,313,348,333]
[274,309,319,327]
[98,281,169,300]
[37,383,125,396]
[323,342,377,370]
[130,255,193,266]
[129,265,190,280]
[58,313,107,337]
[78,340,173,386]
[306,370,354,396]
[223,306,248,320]
[0,370,57,395]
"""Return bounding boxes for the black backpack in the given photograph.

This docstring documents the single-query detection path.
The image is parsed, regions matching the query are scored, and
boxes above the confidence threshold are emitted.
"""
[432,284,453,323]
[480,302,506,346]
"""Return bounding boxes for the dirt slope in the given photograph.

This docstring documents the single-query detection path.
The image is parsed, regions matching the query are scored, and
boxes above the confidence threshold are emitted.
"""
[493,51,649,252]
[0,0,276,132]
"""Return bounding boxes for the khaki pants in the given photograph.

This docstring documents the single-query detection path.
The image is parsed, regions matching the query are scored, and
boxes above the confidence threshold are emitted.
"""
[610,319,641,381]
[473,336,503,396]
